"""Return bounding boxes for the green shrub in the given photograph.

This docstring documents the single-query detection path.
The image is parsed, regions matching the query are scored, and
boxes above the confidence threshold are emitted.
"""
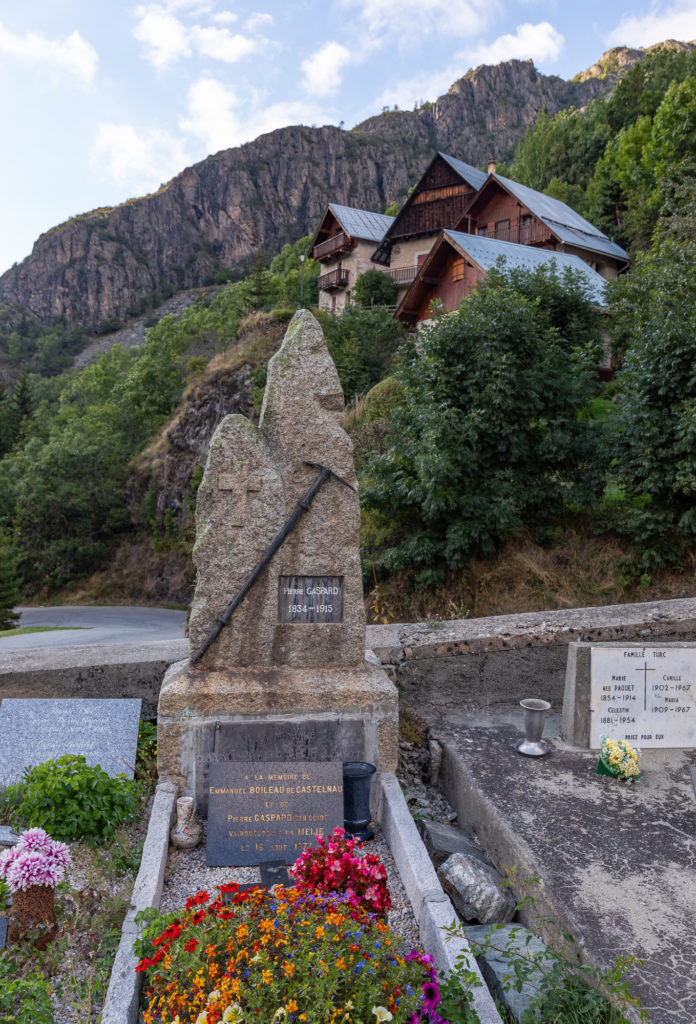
[7,754,140,845]
[0,954,54,1024]
[353,268,397,308]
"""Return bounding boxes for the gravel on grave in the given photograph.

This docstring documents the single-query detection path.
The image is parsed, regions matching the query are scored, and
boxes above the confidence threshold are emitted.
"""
[159,825,420,952]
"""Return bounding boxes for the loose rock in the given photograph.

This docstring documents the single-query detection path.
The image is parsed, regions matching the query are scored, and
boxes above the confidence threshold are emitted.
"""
[417,818,492,870]
[438,852,516,924]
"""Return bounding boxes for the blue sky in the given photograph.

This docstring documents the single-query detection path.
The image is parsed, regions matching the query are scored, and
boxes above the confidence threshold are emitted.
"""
[1,0,696,275]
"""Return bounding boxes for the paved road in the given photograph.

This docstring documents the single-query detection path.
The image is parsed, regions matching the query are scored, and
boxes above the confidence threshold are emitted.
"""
[1,606,187,651]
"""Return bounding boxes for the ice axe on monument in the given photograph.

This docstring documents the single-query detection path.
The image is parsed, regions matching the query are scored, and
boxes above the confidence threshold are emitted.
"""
[190,461,355,666]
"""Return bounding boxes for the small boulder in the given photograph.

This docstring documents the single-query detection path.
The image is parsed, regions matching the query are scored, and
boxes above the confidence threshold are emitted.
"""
[438,852,516,924]
[417,818,493,870]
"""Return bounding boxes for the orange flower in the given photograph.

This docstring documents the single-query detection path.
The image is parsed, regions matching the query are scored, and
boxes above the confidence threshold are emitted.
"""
[282,961,295,978]
[262,968,273,985]
[335,958,347,971]
[286,1001,298,1013]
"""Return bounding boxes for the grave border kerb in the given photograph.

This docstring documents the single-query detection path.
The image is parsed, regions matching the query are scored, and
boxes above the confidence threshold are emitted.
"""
[99,774,503,1024]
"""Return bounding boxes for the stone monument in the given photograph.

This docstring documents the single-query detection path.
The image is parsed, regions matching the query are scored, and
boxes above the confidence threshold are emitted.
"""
[562,641,696,748]
[157,311,398,814]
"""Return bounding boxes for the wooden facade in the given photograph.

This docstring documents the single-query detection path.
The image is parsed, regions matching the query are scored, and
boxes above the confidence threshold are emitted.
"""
[388,160,477,241]
[396,238,484,323]
[372,154,481,265]
[457,184,555,249]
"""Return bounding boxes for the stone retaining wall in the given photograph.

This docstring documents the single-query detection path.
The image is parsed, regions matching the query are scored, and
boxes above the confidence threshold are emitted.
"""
[3,599,696,716]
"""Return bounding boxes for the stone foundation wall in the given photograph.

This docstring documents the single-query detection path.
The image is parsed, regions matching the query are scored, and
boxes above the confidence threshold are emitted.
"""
[4,599,696,722]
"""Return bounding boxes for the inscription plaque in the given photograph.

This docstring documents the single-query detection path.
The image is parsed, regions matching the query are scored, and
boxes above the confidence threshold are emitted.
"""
[206,760,343,866]
[278,576,343,623]
[590,646,696,748]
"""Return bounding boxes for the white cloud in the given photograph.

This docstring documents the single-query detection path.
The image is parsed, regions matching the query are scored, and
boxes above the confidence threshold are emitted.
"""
[0,23,98,83]
[132,5,191,68]
[340,0,498,41]
[133,4,263,67]
[211,10,238,23]
[465,21,564,68]
[302,42,352,97]
[191,25,258,61]
[606,1,696,48]
[179,75,327,153]
[374,64,463,111]
[90,122,191,191]
[245,12,274,31]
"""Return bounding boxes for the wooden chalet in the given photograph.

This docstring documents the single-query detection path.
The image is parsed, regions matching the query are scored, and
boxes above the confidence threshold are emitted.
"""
[308,204,394,312]
[456,167,629,280]
[395,229,609,325]
[371,152,489,294]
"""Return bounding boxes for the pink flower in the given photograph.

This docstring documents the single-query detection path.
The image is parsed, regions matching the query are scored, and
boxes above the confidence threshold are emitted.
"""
[19,828,54,852]
[0,829,71,893]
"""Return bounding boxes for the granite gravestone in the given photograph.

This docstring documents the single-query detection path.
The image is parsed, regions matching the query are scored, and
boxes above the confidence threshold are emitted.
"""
[562,642,696,748]
[0,698,141,786]
[157,311,398,834]
[206,761,343,866]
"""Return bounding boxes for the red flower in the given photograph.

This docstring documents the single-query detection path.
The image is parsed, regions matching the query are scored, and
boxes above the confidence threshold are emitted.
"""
[185,938,198,952]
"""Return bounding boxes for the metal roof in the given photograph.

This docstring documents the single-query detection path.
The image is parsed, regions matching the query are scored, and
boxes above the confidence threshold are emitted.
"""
[494,174,628,263]
[443,230,609,306]
[438,152,489,191]
[328,204,394,243]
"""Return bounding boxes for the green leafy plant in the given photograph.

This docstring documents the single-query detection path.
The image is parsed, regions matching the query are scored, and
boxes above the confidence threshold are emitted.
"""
[0,952,54,1024]
[136,720,158,792]
[6,754,140,845]
[443,903,646,1023]
[362,267,604,585]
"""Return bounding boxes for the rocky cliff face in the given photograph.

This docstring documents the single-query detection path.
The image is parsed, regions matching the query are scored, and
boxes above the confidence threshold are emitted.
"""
[0,54,636,329]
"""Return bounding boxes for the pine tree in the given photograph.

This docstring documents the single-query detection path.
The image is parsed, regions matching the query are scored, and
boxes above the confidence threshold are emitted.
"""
[0,547,20,631]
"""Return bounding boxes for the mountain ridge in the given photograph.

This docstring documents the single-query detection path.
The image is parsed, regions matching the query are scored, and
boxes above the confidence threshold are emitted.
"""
[0,43,677,330]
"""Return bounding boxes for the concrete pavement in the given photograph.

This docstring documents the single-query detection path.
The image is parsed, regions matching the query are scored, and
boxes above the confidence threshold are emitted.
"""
[432,709,696,1024]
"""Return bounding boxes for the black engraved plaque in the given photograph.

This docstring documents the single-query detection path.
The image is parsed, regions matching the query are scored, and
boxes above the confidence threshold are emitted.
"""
[206,760,343,866]
[278,576,343,623]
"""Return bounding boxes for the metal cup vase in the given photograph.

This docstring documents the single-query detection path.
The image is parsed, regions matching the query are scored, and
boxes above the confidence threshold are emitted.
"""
[343,761,376,841]
[515,698,551,757]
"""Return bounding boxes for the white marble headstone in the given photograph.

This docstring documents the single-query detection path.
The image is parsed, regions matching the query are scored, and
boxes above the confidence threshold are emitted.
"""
[562,642,696,748]
[589,646,696,748]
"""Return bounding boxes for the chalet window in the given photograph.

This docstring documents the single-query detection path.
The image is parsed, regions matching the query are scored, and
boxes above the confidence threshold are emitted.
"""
[520,214,532,242]
[495,219,510,235]
[477,225,487,236]
[452,258,467,282]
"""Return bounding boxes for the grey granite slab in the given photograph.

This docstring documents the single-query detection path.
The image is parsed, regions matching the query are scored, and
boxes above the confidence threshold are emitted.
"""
[0,698,141,785]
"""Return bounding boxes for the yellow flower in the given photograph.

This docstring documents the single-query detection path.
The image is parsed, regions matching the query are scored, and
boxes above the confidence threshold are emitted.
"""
[372,1008,392,1022]
[206,991,221,1006]
[222,1007,243,1024]
[195,1013,208,1024]
[262,969,273,985]
[272,1010,287,1022]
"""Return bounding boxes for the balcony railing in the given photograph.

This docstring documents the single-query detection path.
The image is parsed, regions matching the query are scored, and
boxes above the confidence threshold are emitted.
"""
[311,232,352,261]
[318,267,350,291]
[380,264,419,287]
[475,221,554,245]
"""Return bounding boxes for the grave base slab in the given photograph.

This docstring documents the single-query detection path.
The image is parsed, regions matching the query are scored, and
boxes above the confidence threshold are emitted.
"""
[157,658,398,813]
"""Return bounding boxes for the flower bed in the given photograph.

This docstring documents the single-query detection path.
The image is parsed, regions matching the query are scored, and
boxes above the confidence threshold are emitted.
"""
[136,884,443,1024]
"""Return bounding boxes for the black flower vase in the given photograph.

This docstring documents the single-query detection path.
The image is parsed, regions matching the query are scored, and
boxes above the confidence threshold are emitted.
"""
[343,761,376,841]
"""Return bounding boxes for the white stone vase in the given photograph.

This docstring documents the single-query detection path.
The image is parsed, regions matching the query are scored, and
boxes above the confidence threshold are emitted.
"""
[170,796,203,849]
